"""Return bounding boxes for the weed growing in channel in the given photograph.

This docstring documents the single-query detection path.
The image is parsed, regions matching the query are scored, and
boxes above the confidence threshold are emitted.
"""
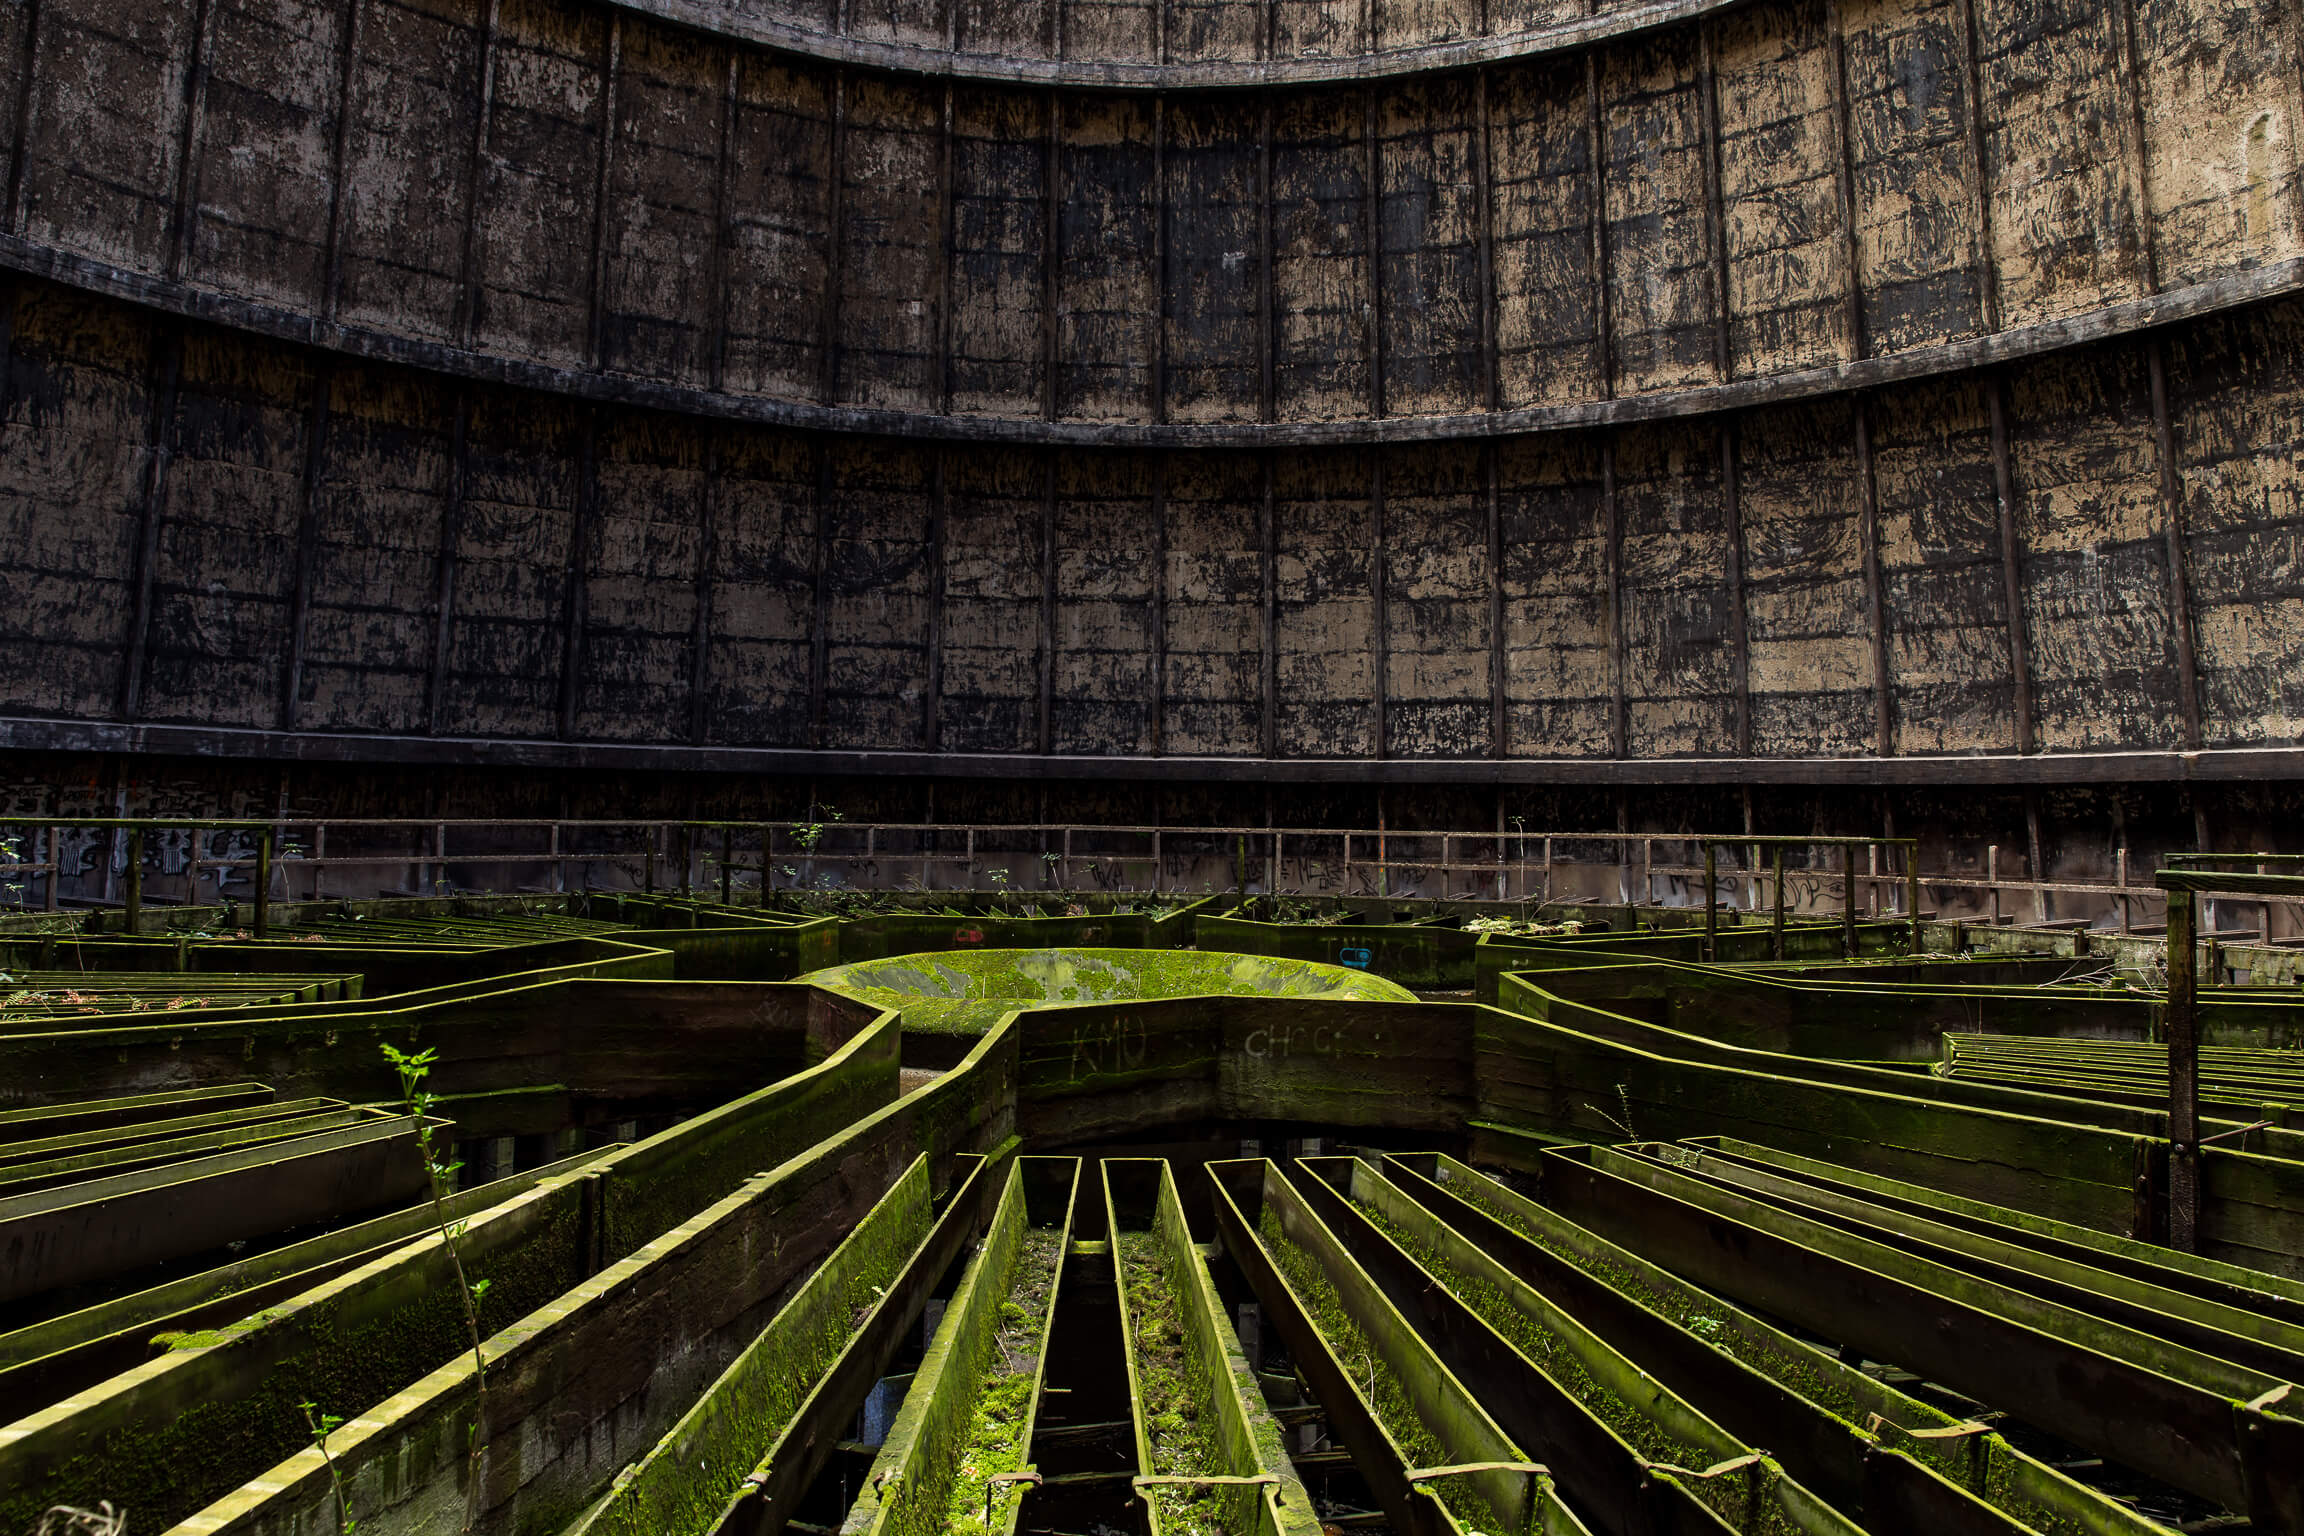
[379,1042,494,1534]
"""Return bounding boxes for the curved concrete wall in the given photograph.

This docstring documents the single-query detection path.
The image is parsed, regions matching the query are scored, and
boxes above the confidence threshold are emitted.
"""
[0,0,2294,439]
[2,274,2302,781]
[0,0,2298,784]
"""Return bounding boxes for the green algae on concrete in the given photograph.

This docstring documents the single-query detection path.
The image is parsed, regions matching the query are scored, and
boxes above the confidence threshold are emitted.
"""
[802,947,1416,1037]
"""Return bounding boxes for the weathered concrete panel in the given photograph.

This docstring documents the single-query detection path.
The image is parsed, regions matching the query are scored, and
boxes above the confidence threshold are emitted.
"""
[1051,453,1156,752]
[1376,79,1481,416]
[575,414,704,742]
[937,447,1044,753]
[1840,0,1986,352]
[1712,1,1847,376]
[0,287,155,716]
[849,0,944,49]
[1615,420,1735,753]
[1164,96,1262,424]
[599,21,723,386]
[2131,0,2304,288]
[722,62,832,403]
[188,0,344,313]
[1166,0,1263,63]
[1738,398,1870,754]
[705,426,815,746]
[335,0,482,343]
[1973,0,2145,325]
[19,0,198,273]
[2008,343,2178,750]
[1161,451,1262,754]
[949,88,1047,418]
[2173,302,2304,748]
[1383,442,1489,756]
[139,332,310,728]
[954,0,1049,56]
[1065,0,1159,63]
[1273,446,1375,755]
[437,393,582,736]
[1271,90,1372,419]
[1488,57,1602,408]
[1870,374,2017,753]
[820,438,932,748]
[1057,97,1158,421]
[298,367,453,733]
[470,0,608,366]
[1497,433,1610,755]
[1602,35,1718,393]
[835,76,941,409]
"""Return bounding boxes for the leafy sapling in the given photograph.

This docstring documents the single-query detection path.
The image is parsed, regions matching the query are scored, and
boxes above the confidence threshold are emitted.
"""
[302,1400,357,1536]
[380,1042,494,1533]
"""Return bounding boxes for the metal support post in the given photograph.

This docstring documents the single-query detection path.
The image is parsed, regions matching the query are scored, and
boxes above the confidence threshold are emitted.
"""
[721,826,733,904]
[2165,886,2200,1252]
[1907,846,1921,954]
[1704,844,1718,962]
[125,826,144,936]
[255,827,273,939]
[1772,847,1785,960]
[1842,845,1857,958]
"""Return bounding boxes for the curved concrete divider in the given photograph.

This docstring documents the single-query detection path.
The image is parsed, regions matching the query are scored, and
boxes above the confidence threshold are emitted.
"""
[835,1151,1077,1536]
[0,1012,908,1534]
[1105,1157,1324,1536]
[163,1018,1011,1536]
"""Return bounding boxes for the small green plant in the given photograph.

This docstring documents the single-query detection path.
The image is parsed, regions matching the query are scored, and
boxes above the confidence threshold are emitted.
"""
[379,1042,493,1533]
[303,1400,357,1534]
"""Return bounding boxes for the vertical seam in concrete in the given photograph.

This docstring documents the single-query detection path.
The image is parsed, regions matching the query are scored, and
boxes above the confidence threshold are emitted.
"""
[1151,93,1167,424]
[1041,90,1059,421]
[4,0,42,234]
[809,438,833,744]
[585,15,622,372]
[1150,453,1167,755]
[1371,448,1388,757]
[1987,374,2034,753]
[1954,0,1999,334]
[935,79,955,414]
[424,387,472,735]
[822,69,848,407]
[559,408,601,741]
[282,361,334,731]
[1585,50,1614,401]
[1603,432,1624,756]
[319,0,364,326]
[924,446,946,750]
[166,0,217,284]
[707,50,739,393]
[1824,0,1865,362]
[1364,86,1385,419]
[1721,419,1748,754]
[1258,95,1274,421]
[1485,439,1504,757]
[2111,0,2159,297]
[2149,337,2203,750]
[1853,394,1892,756]
[1698,22,1730,382]
[121,324,185,722]
[689,427,720,744]
[454,0,501,349]
[1261,450,1277,757]
[1473,65,1497,412]
[1038,453,1056,753]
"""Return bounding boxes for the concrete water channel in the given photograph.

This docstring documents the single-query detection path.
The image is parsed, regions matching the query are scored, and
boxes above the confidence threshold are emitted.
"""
[2,893,2302,1536]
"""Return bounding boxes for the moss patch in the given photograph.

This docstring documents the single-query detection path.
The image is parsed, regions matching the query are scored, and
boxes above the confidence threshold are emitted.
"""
[943,1229,1062,1535]
[1255,1209,1496,1534]
[804,948,1416,1037]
